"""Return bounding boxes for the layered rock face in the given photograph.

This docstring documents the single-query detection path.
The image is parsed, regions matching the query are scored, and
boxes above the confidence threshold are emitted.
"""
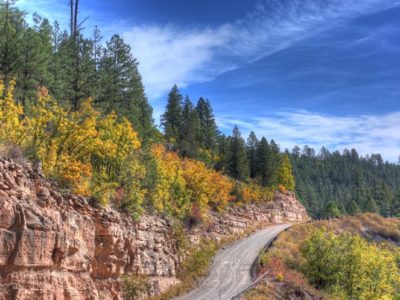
[0,158,308,300]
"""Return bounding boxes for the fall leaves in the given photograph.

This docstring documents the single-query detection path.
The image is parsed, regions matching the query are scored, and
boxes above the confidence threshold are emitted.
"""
[0,80,294,221]
[0,80,142,200]
[151,145,234,220]
[301,228,400,299]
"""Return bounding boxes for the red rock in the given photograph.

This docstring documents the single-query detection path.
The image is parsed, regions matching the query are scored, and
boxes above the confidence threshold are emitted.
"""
[0,157,309,300]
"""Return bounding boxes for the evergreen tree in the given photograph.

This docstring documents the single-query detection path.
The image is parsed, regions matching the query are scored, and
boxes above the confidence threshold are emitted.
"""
[246,131,258,179]
[291,146,400,218]
[323,201,341,218]
[268,140,281,186]
[97,34,153,136]
[348,200,361,216]
[364,195,380,213]
[255,137,271,186]
[215,134,228,171]
[161,84,182,143]
[226,126,249,180]
[292,146,301,158]
[48,21,65,100]
[178,96,199,158]
[57,32,95,109]
[17,15,53,106]
[0,0,24,83]
[196,97,217,151]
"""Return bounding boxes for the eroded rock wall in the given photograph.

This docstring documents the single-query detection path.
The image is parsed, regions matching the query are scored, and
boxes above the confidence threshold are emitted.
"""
[0,158,308,300]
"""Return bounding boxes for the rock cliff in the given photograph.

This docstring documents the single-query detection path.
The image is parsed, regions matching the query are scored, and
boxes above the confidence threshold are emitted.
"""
[0,158,308,299]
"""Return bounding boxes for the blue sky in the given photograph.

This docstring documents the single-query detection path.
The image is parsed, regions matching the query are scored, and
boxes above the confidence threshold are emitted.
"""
[17,0,400,161]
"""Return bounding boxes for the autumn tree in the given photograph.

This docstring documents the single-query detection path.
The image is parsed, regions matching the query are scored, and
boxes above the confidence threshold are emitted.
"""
[301,229,400,299]
[277,154,295,191]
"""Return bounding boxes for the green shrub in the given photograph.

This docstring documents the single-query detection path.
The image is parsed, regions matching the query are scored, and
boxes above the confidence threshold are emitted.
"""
[121,274,151,300]
[301,228,400,299]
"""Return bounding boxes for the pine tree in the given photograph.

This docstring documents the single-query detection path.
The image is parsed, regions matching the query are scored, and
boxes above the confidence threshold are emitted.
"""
[215,134,228,171]
[178,96,199,158]
[364,194,380,213]
[255,137,270,186]
[0,0,24,83]
[292,146,301,158]
[348,200,361,216]
[91,25,102,100]
[246,131,258,178]
[196,97,217,151]
[97,34,153,136]
[17,15,53,106]
[226,126,249,180]
[57,32,95,109]
[161,84,182,143]
[48,21,65,100]
[324,201,341,218]
[269,139,282,185]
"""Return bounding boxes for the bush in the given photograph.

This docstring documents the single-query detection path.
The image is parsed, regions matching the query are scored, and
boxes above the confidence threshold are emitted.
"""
[121,275,151,300]
[301,228,400,299]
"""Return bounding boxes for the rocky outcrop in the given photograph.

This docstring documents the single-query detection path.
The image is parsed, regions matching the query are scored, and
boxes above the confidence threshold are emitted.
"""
[0,158,308,299]
[188,191,309,242]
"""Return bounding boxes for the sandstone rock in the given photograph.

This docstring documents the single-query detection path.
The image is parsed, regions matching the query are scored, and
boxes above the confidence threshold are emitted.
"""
[0,158,308,300]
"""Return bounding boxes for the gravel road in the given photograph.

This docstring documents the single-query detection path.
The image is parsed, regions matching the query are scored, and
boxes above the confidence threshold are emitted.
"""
[175,223,291,300]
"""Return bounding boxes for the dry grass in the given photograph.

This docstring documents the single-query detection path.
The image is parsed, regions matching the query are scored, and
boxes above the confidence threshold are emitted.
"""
[0,143,27,163]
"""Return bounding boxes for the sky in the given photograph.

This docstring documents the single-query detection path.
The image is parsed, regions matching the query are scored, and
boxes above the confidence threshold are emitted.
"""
[17,0,400,162]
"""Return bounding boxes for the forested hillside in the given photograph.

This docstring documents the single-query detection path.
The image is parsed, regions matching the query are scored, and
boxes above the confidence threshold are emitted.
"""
[1,0,399,221]
[290,147,400,218]
[0,0,294,223]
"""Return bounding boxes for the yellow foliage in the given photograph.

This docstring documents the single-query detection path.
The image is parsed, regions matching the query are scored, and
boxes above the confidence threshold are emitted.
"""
[302,228,400,299]
[277,154,295,191]
[151,145,234,220]
[0,80,280,219]
[239,182,274,203]
[0,81,144,206]
[0,80,25,144]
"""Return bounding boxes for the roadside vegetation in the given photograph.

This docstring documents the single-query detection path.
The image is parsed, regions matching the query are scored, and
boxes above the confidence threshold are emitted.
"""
[0,79,282,222]
[246,214,400,300]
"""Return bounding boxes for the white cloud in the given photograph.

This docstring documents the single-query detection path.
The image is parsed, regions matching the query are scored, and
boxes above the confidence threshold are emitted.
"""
[121,0,400,98]
[17,0,400,98]
[122,26,231,98]
[217,110,400,162]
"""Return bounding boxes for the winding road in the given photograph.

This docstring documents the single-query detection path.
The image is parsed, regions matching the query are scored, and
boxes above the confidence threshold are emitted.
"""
[175,223,291,300]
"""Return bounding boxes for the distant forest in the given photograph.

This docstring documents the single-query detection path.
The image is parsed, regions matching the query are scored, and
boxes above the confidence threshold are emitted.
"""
[0,0,399,219]
[290,147,400,218]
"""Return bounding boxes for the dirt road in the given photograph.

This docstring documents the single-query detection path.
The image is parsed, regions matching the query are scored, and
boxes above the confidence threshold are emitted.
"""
[176,224,291,300]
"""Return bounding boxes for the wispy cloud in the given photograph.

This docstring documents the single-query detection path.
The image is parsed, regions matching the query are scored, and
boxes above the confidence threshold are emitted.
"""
[121,0,400,98]
[217,110,400,162]
[17,0,400,98]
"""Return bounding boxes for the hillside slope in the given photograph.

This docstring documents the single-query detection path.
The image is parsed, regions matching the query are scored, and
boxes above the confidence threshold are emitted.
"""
[0,157,308,300]
[245,214,400,300]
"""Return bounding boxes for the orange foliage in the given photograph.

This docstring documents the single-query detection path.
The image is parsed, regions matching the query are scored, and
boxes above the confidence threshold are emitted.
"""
[151,145,234,220]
